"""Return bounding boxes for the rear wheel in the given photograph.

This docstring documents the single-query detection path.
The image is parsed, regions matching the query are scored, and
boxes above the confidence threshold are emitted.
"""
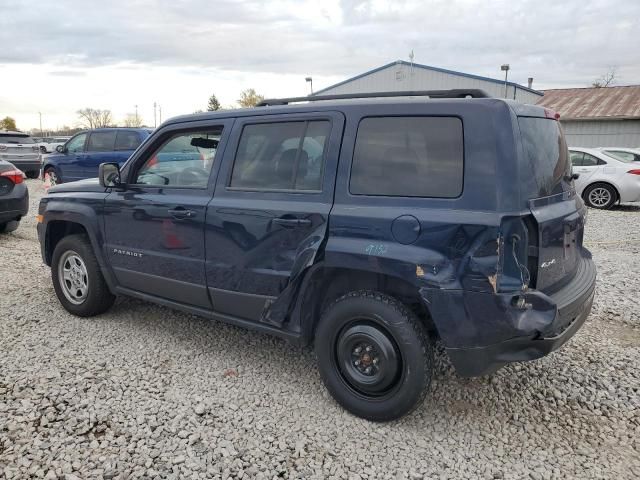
[583,183,617,209]
[51,234,115,316]
[315,290,433,421]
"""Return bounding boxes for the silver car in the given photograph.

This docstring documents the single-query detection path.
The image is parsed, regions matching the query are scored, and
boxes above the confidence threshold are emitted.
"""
[570,147,640,209]
[0,131,41,179]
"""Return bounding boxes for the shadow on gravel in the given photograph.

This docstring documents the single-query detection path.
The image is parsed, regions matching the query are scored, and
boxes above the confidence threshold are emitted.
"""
[612,203,640,212]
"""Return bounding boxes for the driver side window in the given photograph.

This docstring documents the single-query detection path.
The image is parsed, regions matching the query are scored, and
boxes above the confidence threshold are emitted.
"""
[67,133,87,153]
[134,127,223,188]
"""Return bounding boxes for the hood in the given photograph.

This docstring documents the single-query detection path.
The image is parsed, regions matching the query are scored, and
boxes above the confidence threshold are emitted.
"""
[48,178,107,194]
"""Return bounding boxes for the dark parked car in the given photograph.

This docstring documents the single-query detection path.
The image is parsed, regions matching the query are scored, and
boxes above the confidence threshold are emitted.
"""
[0,159,29,233]
[0,131,40,179]
[42,128,151,184]
[37,90,596,421]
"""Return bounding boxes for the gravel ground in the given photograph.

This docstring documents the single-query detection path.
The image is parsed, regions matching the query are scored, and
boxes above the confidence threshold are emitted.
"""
[1,179,638,479]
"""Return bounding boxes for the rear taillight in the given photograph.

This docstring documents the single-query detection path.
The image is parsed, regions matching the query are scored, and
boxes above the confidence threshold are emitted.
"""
[627,169,640,175]
[0,169,25,184]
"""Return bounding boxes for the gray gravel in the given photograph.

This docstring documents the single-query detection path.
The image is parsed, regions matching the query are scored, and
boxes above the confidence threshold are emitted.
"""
[1,179,639,479]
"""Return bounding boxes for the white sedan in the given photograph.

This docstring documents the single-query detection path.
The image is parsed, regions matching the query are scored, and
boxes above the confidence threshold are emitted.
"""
[597,147,640,163]
[570,147,640,209]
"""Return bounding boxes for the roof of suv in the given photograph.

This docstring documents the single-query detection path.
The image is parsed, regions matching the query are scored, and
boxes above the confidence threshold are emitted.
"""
[165,93,548,127]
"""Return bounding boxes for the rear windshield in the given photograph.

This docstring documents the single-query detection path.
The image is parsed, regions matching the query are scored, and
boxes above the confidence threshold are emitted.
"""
[518,117,570,198]
[0,134,34,144]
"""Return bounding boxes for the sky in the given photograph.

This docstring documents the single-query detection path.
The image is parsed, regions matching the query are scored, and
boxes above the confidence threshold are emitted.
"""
[1,0,639,131]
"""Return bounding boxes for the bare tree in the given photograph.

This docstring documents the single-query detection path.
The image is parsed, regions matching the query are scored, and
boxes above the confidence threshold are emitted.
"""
[76,108,113,128]
[123,113,142,127]
[592,67,617,88]
[237,88,264,108]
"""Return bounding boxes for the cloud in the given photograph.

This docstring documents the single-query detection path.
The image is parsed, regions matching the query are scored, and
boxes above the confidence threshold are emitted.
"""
[2,0,638,87]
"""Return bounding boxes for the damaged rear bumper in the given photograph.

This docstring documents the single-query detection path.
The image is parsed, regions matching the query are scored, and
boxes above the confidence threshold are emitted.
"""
[421,254,596,377]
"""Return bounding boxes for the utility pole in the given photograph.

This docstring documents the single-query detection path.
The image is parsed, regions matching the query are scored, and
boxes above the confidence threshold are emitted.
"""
[305,77,313,95]
[159,105,162,124]
[38,112,43,136]
[153,102,157,128]
[135,105,139,125]
[501,64,510,99]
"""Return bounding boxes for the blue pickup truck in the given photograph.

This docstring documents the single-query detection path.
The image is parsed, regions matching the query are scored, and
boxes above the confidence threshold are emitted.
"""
[37,91,596,421]
[42,128,151,184]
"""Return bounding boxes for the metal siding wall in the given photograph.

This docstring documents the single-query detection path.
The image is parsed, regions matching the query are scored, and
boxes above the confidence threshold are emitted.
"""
[318,64,541,103]
[562,120,640,147]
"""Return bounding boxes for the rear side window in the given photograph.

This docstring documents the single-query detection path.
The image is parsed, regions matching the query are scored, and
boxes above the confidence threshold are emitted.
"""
[87,131,117,152]
[230,120,330,191]
[518,117,570,198]
[115,131,142,151]
[350,117,464,197]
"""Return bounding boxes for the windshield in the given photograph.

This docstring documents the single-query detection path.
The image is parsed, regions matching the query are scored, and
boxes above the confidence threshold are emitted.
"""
[518,117,571,199]
[0,134,35,144]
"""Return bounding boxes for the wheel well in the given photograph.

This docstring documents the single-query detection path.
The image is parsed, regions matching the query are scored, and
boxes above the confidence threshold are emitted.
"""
[44,221,88,265]
[299,267,437,342]
[583,181,620,203]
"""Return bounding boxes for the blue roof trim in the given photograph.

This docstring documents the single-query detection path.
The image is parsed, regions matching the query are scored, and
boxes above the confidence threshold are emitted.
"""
[313,60,544,96]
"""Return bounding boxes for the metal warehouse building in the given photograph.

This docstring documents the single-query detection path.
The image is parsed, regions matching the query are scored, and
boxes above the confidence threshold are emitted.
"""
[537,85,640,147]
[313,60,543,104]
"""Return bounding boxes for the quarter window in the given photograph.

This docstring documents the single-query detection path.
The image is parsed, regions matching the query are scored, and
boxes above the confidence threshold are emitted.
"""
[229,120,330,191]
[87,131,117,152]
[134,128,223,188]
[350,116,464,197]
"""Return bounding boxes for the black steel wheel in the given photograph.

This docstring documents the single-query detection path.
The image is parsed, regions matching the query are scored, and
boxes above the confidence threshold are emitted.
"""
[315,290,433,421]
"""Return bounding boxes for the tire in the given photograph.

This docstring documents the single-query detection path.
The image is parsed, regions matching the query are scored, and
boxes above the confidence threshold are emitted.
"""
[583,183,617,209]
[44,166,60,185]
[0,220,19,233]
[26,170,39,179]
[51,234,115,316]
[315,290,433,421]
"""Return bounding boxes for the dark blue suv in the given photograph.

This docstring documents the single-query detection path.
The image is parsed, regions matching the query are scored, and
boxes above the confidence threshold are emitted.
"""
[42,128,151,184]
[37,90,596,421]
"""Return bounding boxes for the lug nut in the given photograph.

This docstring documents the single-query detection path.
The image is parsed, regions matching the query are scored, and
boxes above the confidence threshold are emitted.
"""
[354,346,362,354]
[365,346,372,352]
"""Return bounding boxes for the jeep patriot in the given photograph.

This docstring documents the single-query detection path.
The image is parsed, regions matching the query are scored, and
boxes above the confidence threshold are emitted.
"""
[37,90,596,421]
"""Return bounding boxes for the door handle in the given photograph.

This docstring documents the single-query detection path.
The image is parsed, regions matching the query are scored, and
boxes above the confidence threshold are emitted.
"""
[273,217,311,227]
[168,207,195,220]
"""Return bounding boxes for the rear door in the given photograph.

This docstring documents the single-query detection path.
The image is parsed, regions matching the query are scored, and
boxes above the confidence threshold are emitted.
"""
[204,112,343,322]
[518,117,585,293]
[82,130,119,179]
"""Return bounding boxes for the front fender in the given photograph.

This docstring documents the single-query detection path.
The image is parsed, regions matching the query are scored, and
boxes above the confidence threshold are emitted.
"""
[39,194,116,292]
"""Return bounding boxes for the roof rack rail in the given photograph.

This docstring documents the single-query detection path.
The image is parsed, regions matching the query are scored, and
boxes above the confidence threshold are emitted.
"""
[257,89,491,106]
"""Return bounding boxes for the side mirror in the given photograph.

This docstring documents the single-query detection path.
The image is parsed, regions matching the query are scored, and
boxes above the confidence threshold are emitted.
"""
[99,162,123,188]
[55,145,65,153]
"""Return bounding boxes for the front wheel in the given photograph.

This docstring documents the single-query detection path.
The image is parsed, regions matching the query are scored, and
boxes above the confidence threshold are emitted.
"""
[315,291,433,421]
[51,234,115,316]
[44,167,60,185]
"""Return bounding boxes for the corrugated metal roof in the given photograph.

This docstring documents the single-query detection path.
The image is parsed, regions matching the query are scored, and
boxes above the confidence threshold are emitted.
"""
[537,85,640,120]
[313,60,543,96]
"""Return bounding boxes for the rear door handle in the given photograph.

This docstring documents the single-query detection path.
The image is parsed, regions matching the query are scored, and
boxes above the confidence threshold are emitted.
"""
[273,217,311,227]
[168,207,195,220]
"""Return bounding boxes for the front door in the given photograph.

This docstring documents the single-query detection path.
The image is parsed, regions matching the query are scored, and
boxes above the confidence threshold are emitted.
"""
[59,133,88,182]
[104,120,232,309]
[205,113,343,321]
